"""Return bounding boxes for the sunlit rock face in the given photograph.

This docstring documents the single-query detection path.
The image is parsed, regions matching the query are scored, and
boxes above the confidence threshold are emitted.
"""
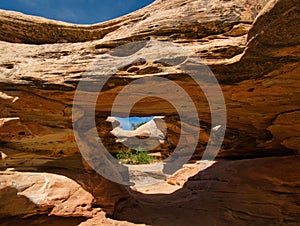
[0,0,299,224]
[0,171,97,218]
[103,116,166,153]
[0,0,298,159]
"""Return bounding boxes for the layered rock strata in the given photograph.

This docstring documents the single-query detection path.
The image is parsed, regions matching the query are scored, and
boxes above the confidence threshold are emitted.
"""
[0,0,299,224]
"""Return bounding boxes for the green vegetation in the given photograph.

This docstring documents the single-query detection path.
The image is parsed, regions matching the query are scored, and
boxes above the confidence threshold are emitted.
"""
[116,148,155,165]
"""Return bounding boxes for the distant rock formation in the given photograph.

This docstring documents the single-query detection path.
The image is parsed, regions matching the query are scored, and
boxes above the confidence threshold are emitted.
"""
[107,116,166,150]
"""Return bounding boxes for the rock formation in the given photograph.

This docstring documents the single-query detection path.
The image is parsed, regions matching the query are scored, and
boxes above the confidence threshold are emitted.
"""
[106,116,166,153]
[0,0,299,225]
[115,156,300,225]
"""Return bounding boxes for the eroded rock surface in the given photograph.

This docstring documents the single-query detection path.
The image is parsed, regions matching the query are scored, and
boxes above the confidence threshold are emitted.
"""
[0,171,98,218]
[0,0,299,225]
[115,156,300,226]
[0,170,141,226]
[0,0,298,159]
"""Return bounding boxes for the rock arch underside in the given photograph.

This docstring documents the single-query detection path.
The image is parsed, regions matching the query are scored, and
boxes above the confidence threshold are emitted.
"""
[0,0,299,225]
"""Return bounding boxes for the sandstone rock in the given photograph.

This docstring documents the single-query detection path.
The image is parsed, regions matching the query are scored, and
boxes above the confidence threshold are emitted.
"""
[114,156,300,225]
[267,111,300,154]
[0,0,298,159]
[0,0,299,224]
[0,9,133,44]
[107,116,166,151]
[1,215,87,226]
[79,212,145,226]
[167,160,215,186]
[0,152,130,215]
[0,171,99,218]
[0,151,7,159]
[0,91,19,102]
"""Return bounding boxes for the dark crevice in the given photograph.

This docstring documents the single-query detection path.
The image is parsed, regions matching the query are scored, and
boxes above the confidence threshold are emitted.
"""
[0,63,14,69]
[269,109,300,125]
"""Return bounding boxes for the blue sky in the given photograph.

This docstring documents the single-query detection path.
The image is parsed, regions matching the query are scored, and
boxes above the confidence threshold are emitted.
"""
[116,117,154,130]
[0,0,154,24]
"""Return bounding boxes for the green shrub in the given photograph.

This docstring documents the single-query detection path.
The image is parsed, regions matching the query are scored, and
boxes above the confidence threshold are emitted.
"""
[116,148,155,165]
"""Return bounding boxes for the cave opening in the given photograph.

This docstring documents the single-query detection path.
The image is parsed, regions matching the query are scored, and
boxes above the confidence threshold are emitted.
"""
[105,115,167,164]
